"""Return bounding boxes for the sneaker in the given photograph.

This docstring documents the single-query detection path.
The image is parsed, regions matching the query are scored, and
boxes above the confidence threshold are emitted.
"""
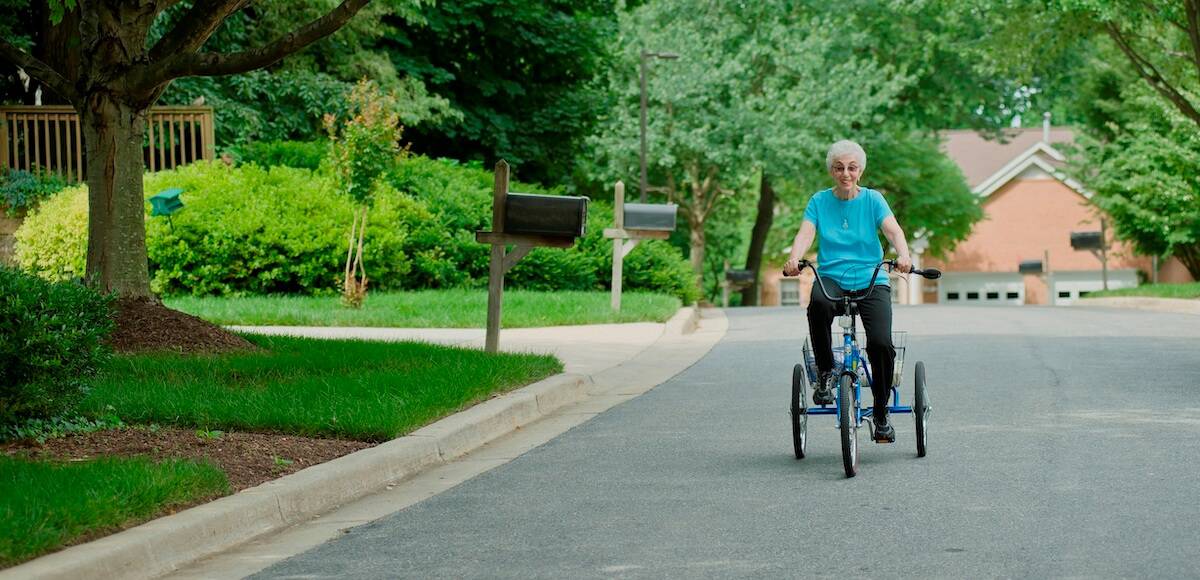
[873,411,895,443]
[813,372,836,405]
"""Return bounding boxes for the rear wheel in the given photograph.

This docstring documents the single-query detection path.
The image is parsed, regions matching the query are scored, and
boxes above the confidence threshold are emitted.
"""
[914,361,929,458]
[838,374,858,478]
[790,364,808,459]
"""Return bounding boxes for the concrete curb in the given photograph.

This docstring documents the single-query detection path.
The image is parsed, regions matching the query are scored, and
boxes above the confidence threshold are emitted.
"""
[1076,296,1200,316]
[2,307,706,580]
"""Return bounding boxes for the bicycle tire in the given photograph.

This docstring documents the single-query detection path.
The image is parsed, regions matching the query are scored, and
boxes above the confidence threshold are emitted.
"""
[838,373,858,477]
[914,361,929,458]
[791,364,808,459]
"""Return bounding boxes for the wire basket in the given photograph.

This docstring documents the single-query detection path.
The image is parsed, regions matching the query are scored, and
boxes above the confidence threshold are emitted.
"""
[801,331,908,387]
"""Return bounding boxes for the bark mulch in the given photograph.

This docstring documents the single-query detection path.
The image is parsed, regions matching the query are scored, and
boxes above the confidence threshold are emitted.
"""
[108,297,259,355]
[2,427,373,492]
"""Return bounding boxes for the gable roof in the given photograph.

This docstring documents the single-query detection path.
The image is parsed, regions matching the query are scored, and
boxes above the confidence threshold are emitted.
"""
[941,127,1076,190]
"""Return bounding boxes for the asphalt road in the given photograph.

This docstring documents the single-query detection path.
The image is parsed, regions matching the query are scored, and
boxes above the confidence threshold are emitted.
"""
[254,305,1200,579]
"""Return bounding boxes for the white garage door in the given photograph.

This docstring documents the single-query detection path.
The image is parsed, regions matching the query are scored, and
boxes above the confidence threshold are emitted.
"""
[938,272,1025,305]
[1049,270,1139,305]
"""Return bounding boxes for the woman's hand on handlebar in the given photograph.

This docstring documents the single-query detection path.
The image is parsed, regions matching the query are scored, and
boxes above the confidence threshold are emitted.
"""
[894,255,912,274]
[783,258,809,277]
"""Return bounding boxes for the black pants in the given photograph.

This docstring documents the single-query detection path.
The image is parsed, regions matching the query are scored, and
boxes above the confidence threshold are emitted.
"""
[807,279,895,416]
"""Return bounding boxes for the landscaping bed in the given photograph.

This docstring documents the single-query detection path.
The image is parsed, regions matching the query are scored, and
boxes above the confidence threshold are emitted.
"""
[1,333,562,568]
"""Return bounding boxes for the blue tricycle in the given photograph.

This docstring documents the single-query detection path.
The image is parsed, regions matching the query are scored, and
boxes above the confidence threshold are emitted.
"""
[785,259,942,478]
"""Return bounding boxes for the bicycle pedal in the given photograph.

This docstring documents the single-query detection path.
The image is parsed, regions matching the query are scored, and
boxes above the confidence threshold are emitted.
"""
[874,436,895,444]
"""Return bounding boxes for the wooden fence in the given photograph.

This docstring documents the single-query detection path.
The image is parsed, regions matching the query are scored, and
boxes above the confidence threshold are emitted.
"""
[0,105,215,182]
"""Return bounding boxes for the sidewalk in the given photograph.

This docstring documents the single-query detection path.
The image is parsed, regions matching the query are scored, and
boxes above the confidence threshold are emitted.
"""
[4,307,725,580]
[1075,296,1200,316]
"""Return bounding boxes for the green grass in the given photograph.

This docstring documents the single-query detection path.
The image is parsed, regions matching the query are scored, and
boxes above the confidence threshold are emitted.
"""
[1085,282,1200,299]
[81,334,563,441]
[0,455,228,567]
[163,289,681,328]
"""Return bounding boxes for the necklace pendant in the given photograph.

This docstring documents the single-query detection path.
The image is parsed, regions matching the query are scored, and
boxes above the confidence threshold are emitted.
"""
[842,218,849,229]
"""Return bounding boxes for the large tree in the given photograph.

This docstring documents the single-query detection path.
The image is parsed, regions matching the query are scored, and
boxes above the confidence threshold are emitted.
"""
[590,0,906,289]
[0,0,377,299]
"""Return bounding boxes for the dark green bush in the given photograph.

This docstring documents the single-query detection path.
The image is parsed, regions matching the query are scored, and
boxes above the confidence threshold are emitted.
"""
[1,169,67,216]
[232,140,330,170]
[0,266,114,426]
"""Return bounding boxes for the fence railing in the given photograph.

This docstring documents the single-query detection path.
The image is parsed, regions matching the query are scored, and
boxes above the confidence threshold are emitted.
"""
[0,105,215,182]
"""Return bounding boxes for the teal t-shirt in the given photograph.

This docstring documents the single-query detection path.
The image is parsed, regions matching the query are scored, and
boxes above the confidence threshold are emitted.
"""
[803,187,894,290]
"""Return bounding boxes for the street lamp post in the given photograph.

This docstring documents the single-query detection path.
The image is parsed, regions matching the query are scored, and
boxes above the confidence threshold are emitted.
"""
[639,50,679,203]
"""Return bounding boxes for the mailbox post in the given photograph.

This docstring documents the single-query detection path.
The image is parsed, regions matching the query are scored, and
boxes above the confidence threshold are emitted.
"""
[476,161,587,353]
[721,261,755,308]
[603,181,677,311]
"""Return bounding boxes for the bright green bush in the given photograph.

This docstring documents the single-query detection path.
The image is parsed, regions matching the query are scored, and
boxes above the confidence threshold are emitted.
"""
[15,157,699,302]
[0,266,114,426]
[232,140,329,170]
[144,162,413,295]
[13,183,88,282]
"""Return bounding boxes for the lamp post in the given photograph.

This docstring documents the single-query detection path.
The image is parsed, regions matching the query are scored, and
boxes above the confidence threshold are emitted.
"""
[639,50,679,203]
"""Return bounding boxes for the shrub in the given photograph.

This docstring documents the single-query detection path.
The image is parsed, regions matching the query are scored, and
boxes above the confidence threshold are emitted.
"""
[232,140,330,170]
[16,157,699,302]
[0,266,114,426]
[13,183,88,282]
[1,169,67,216]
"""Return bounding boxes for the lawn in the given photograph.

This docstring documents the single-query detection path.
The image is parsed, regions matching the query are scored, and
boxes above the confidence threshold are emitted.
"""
[0,456,228,567]
[1085,282,1200,299]
[81,333,563,441]
[164,289,681,328]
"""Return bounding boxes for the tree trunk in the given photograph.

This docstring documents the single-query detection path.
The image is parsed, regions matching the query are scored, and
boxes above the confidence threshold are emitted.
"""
[81,95,152,298]
[740,172,775,306]
[1178,244,1200,281]
[688,212,706,290]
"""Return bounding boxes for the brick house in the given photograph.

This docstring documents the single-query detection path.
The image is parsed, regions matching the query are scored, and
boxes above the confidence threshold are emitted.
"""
[760,125,1194,307]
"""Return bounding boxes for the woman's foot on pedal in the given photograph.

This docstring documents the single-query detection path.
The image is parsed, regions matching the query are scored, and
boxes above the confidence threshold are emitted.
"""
[813,372,835,405]
[873,412,895,443]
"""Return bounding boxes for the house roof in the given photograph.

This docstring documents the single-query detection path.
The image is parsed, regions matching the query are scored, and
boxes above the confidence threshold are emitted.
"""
[941,127,1076,190]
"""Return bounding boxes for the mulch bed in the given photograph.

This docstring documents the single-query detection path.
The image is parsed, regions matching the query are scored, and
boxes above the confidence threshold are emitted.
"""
[2,427,373,492]
[108,297,259,354]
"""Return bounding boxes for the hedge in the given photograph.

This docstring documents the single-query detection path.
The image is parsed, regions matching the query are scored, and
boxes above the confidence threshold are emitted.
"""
[15,156,699,302]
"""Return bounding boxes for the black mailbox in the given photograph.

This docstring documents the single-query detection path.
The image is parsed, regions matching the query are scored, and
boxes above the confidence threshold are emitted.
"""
[1018,260,1043,274]
[623,203,677,231]
[1071,231,1103,250]
[725,269,755,284]
[504,193,588,238]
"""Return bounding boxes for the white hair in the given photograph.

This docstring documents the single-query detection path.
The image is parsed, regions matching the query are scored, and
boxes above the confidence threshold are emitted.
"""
[825,140,867,170]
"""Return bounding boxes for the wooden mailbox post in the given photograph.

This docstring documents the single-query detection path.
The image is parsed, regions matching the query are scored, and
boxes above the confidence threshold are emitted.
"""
[603,181,677,311]
[476,160,588,353]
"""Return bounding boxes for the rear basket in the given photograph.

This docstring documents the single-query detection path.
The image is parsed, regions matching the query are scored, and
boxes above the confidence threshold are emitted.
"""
[801,331,907,387]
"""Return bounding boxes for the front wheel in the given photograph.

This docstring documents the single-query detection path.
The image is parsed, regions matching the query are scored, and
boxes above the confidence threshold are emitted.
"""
[838,373,858,477]
[791,364,808,459]
[914,361,929,458]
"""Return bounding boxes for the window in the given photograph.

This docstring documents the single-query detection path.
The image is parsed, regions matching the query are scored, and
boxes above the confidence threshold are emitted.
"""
[947,292,960,300]
[780,279,801,306]
[1058,291,1071,298]
[986,292,999,300]
[1006,292,1019,299]
[967,292,980,300]
[1079,291,1092,298]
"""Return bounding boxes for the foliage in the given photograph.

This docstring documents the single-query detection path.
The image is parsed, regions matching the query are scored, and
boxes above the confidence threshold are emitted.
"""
[386,0,618,186]
[0,169,66,216]
[83,334,562,441]
[154,1,456,148]
[589,0,909,284]
[1071,78,1200,278]
[0,455,228,567]
[12,182,87,281]
[1086,281,1200,299]
[16,158,699,301]
[0,266,114,426]
[0,412,124,444]
[230,139,330,170]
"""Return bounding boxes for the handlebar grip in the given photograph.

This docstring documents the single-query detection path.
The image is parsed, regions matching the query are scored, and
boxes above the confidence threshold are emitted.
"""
[914,267,942,280]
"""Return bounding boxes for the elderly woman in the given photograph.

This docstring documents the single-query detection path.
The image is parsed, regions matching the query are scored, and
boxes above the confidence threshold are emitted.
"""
[783,140,913,442]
